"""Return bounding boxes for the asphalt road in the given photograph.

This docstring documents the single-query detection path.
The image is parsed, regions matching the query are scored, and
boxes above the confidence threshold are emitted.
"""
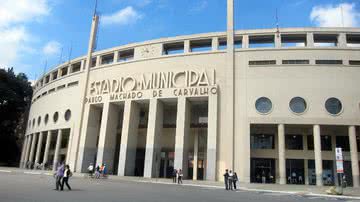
[0,172,355,202]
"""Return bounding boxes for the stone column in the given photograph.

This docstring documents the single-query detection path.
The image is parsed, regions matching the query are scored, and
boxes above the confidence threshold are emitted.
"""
[212,37,219,51]
[278,124,286,184]
[184,40,190,53]
[193,131,199,180]
[338,33,347,48]
[118,100,140,176]
[20,136,28,168]
[313,124,323,186]
[24,135,32,168]
[207,94,218,181]
[96,102,119,174]
[113,51,119,63]
[349,126,359,187]
[34,132,44,168]
[306,32,314,47]
[174,97,191,179]
[96,55,101,66]
[304,159,309,185]
[28,133,38,166]
[53,129,63,171]
[42,131,52,170]
[242,35,249,48]
[275,33,282,48]
[144,99,164,178]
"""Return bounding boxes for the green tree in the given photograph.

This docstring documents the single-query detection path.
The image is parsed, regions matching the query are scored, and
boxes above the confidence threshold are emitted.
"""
[0,68,33,166]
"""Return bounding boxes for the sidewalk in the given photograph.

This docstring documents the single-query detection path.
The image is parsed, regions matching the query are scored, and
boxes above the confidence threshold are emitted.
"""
[1,166,360,200]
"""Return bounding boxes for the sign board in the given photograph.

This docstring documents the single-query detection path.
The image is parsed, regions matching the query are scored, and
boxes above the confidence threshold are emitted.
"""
[335,147,344,173]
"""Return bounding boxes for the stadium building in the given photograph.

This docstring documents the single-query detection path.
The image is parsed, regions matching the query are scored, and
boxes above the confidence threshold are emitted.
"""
[20,1,360,187]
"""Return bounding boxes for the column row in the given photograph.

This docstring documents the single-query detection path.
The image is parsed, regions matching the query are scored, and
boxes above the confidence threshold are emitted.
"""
[20,129,67,171]
[277,124,359,187]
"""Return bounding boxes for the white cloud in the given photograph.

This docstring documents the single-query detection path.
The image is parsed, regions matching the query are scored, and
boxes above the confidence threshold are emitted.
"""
[0,0,51,69]
[0,26,30,67]
[102,6,142,26]
[43,41,61,56]
[310,3,360,27]
[0,0,50,28]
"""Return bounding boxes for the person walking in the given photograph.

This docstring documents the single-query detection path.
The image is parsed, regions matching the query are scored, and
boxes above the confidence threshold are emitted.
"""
[61,165,72,191]
[228,170,234,190]
[87,163,94,177]
[95,165,100,179]
[177,169,183,184]
[233,172,238,190]
[223,169,229,190]
[172,169,177,183]
[54,162,64,191]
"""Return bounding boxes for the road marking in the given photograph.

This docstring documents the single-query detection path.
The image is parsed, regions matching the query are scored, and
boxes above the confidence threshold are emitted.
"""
[44,173,53,176]
[0,170,12,173]
[24,171,41,175]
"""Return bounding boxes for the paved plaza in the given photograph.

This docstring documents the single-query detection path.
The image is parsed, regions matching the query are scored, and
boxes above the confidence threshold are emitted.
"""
[0,170,359,202]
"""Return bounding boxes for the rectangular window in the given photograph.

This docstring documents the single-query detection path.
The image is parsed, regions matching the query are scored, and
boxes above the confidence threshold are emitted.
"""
[249,60,276,66]
[118,49,134,62]
[346,34,360,47]
[57,84,66,90]
[45,75,50,84]
[282,60,309,65]
[314,34,338,47]
[91,57,97,67]
[321,135,332,151]
[308,135,332,151]
[190,39,212,52]
[285,134,303,150]
[250,134,275,149]
[163,42,184,55]
[336,136,350,151]
[249,35,275,48]
[41,91,47,96]
[67,81,79,87]
[61,67,68,76]
[235,38,242,49]
[52,71,58,80]
[315,60,343,65]
[218,39,227,50]
[307,135,314,150]
[281,34,307,47]
[71,62,81,73]
[349,60,360,65]
[101,53,114,65]
[48,88,55,94]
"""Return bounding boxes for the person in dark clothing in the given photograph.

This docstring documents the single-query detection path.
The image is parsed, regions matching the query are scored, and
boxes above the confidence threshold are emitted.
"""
[223,169,229,190]
[61,165,72,191]
[172,169,177,183]
[233,172,238,190]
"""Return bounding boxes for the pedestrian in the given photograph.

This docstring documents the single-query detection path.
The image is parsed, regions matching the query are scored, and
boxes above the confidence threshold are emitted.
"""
[172,169,177,183]
[261,170,266,184]
[87,163,94,177]
[223,169,229,190]
[233,172,238,190]
[228,170,234,190]
[54,162,64,191]
[61,165,72,191]
[101,163,107,178]
[95,165,100,179]
[177,169,183,184]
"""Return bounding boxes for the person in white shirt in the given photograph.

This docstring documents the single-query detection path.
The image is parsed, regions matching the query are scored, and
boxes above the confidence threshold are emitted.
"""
[87,163,94,177]
[61,165,72,191]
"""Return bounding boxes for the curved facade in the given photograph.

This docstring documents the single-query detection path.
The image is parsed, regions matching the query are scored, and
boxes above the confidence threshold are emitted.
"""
[20,27,360,187]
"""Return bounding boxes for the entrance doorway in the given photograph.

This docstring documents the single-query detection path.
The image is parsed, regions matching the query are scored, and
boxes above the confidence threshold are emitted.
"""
[251,158,275,183]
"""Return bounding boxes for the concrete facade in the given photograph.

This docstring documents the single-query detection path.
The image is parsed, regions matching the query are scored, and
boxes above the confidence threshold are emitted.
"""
[20,25,360,187]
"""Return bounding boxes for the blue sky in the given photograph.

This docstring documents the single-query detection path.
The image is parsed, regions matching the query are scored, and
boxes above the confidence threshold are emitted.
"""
[0,0,359,81]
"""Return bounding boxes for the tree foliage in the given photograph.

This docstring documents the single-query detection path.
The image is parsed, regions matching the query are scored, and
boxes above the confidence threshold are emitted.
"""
[0,68,33,166]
